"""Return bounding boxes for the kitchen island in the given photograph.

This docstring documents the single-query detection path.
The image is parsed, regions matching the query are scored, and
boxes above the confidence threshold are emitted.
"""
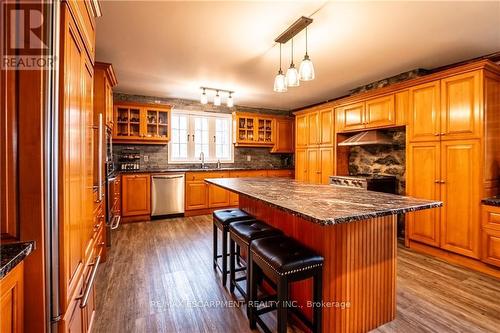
[206,177,441,333]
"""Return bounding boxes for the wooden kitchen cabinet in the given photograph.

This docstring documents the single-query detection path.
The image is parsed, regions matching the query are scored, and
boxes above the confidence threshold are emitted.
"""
[319,147,334,184]
[307,148,321,184]
[407,141,441,246]
[439,140,480,258]
[121,174,151,217]
[233,112,274,146]
[408,81,441,142]
[0,262,24,333]
[308,111,320,146]
[113,102,171,144]
[481,205,500,267]
[295,149,307,182]
[364,94,396,128]
[185,182,208,210]
[94,62,117,128]
[295,114,308,148]
[336,102,365,132]
[267,169,294,178]
[271,117,294,153]
[440,71,481,140]
[319,108,334,146]
[209,185,230,208]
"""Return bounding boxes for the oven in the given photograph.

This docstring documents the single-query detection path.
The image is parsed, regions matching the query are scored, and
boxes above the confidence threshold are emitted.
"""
[329,174,404,238]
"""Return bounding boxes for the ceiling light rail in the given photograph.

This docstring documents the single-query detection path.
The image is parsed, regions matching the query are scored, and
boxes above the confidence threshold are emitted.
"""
[200,87,235,107]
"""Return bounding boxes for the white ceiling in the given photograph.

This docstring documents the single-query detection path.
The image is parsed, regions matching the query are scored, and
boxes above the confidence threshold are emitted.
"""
[96,1,500,110]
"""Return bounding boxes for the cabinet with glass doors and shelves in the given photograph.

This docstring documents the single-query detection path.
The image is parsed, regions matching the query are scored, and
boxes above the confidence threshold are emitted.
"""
[232,112,275,147]
[113,102,171,144]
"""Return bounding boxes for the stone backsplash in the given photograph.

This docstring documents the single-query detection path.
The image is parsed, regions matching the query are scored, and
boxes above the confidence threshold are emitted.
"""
[114,144,292,170]
[348,130,406,194]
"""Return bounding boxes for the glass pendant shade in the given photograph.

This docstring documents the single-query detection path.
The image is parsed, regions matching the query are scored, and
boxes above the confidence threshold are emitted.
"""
[214,92,221,106]
[299,54,315,81]
[200,90,208,104]
[286,64,300,87]
[226,93,234,107]
[273,69,287,92]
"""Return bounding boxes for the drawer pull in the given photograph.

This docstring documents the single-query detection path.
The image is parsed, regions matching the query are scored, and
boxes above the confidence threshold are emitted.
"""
[77,255,101,308]
[111,215,121,230]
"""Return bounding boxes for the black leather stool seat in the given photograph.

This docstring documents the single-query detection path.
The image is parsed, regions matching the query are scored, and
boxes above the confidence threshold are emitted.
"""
[213,208,254,226]
[230,220,282,246]
[250,235,324,276]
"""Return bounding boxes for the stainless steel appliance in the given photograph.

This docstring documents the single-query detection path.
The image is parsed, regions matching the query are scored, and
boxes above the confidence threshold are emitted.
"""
[329,174,397,193]
[152,174,185,216]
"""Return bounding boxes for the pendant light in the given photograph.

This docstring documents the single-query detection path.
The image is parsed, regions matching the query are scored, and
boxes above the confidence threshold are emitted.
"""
[273,43,287,92]
[226,92,234,107]
[286,38,300,87]
[213,90,221,106]
[200,88,208,104]
[299,27,315,81]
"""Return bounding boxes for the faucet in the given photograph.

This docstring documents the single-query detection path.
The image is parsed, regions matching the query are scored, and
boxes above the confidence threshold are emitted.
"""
[199,152,205,169]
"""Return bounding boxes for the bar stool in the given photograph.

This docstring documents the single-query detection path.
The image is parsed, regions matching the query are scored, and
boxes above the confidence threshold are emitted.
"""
[228,220,282,303]
[248,235,324,333]
[213,208,255,286]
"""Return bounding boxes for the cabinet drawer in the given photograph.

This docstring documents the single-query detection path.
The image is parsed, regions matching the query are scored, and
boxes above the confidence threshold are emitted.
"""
[483,207,500,231]
[267,169,294,178]
[186,171,229,181]
[230,170,267,178]
[482,229,500,267]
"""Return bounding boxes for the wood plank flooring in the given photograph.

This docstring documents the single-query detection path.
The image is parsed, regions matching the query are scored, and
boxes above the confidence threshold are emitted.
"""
[93,215,500,333]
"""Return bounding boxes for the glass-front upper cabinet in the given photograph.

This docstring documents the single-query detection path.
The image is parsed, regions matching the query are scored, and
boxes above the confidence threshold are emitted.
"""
[113,102,171,144]
[232,112,275,147]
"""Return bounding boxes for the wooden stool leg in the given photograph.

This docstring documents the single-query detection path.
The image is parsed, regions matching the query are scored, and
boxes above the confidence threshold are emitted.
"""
[277,277,288,333]
[229,238,236,293]
[236,245,242,266]
[222,227,228,286]
[212,222,218,269]
[313,270,323,333]
[248,252,257,329]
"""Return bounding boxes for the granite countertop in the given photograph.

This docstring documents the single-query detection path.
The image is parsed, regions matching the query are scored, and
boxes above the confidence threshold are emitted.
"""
[117,166,294,174]
[206,178,442,226]
[482,196,500,207]
[1,241,35,279]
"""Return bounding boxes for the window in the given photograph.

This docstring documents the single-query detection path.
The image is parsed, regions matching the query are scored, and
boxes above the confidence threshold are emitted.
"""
[168,111,233,163]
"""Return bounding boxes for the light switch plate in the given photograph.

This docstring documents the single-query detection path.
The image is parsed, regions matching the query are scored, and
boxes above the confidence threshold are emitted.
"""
[246,155,251,161]
[144,155,149,162]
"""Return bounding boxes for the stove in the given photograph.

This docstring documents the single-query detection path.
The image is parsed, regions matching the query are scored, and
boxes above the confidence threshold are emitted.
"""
[329,174,397,194]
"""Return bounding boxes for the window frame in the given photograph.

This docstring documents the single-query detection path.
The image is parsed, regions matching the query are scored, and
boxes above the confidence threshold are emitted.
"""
[168,110,234,164]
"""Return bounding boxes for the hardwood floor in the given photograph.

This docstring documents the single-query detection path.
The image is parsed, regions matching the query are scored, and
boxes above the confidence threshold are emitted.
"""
[94,215,500,333]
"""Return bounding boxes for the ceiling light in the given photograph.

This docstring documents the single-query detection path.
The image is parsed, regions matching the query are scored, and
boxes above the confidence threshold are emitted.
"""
[273,43,287,92]
[227,92,234,107]
[299,27,315,81]
[214,90,221,106]
[286,39,300,87]
[200,88,208,104]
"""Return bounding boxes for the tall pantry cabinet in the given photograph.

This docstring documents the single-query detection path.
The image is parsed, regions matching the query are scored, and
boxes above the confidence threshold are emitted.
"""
[59,1,102,332]
[407,69,500,261]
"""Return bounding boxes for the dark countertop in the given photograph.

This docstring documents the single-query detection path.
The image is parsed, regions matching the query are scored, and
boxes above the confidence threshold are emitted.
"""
[482,196,500,207]
[1,241,35,279]
[206,178,442,226]
[116,166,294,174]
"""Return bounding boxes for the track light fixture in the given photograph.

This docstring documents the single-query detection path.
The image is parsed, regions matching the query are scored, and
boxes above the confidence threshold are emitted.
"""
[199,87,235,107]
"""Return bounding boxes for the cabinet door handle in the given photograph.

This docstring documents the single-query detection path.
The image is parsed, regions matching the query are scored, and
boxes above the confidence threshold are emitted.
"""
[440,180,445,184]
[434,133,440,136]
[77,255,101,308]
[440,133,446,136]
[434,180,440,183]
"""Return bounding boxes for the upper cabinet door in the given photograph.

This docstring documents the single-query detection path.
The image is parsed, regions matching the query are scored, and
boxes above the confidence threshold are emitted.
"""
[440,71,481,140]
[408,81,441,142]
[406,142,441,247]
[364,94,395,129]
[271,118,294,153]
[308,111,320,145]
[319,108,334,146]
[440,140,480,259]
[339,102,365,132]
[296,114,308,147]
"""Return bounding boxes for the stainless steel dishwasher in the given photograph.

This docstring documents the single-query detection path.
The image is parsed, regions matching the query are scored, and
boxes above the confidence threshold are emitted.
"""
[151,173,185,216]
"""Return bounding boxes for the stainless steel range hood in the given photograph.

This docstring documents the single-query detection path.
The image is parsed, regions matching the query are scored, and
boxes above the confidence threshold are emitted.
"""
[338,130,394,146]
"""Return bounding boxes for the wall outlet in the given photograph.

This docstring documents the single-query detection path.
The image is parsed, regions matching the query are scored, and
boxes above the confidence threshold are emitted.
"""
[144,155,149,162]
[246,155,251,162]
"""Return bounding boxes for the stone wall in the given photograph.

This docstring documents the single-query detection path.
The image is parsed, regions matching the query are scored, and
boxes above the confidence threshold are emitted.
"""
[112,93,293,170]
[348,130,406,194]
